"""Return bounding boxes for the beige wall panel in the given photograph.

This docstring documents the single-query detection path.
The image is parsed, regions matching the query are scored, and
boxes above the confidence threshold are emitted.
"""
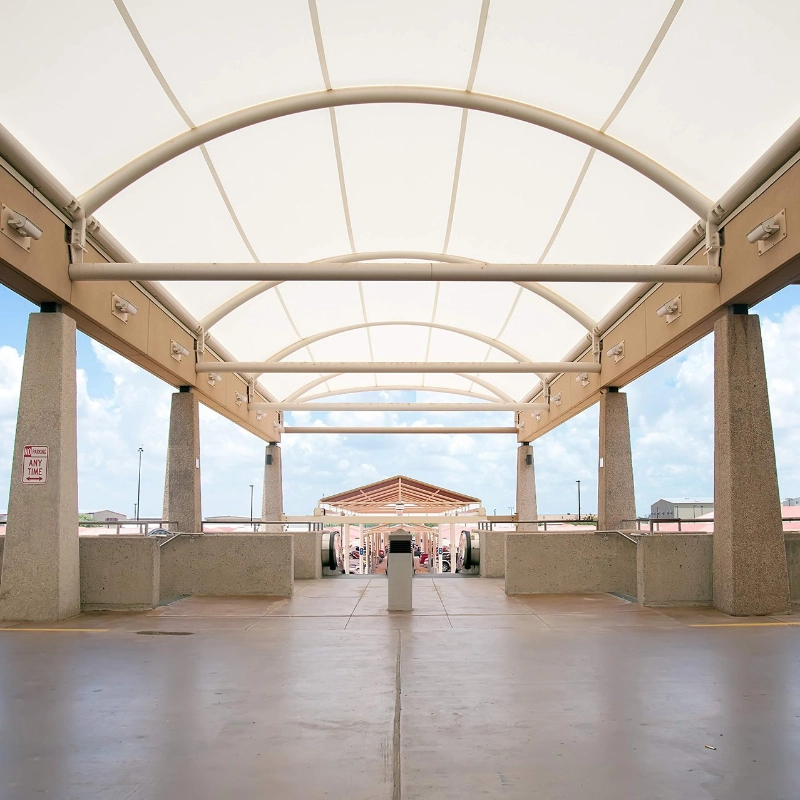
[720,162,800,306]
[599,310,647,386]
[146,307,196,385]
[225,372,251,421]
[644,281,720,354]
[544,371,573,425]
[192,351,281,441]
[517,350,599,442]
[196,353,229,401]
[253,408,281,442]
[70,278,151,354]
[0,169,70,301]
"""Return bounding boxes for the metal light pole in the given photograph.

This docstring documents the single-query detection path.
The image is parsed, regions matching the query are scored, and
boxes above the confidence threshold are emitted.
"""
[249,484,254,528]
[576,480,581,522]
[136,447,144,521]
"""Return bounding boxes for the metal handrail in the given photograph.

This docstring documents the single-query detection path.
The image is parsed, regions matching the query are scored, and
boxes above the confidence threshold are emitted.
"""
[157,531,197,547]
[0,519,175,531]
[594,529,641,544]
[478,519,598,532]
[622,516,799,533]
[200,519,315,532]
[81,519,175,534]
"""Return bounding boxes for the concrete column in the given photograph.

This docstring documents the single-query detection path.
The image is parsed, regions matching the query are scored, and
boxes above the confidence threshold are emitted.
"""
[516,444,538,531]
[163,389,201,532]
[597,389,636,531]
[261,442,283,532]
[343,523,350,574]
[713,311,790,615]
[0,311,80,621]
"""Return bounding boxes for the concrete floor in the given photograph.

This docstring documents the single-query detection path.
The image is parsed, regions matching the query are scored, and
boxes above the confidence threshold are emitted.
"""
[1,578,799,799]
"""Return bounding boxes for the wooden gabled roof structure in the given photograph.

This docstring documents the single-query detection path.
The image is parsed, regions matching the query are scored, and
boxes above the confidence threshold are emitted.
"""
[319,475,480,515]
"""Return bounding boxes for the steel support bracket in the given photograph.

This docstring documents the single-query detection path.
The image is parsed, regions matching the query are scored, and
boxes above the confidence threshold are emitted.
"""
[68,211,86,264]
[704,219,721,268]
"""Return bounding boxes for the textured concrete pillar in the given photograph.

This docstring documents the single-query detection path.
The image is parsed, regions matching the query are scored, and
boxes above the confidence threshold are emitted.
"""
[163,390,201,532]
[597,389,636,531]
[516,444,538,531]
[0,312,80,621]
[262,442,283,531]
[713,312,790,615]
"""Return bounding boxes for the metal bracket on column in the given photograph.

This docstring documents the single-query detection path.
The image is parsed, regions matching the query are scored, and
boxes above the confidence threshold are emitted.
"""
[704,216,721,268]
[68,207,86,264]
[195,327,206,355]
[170,340,190,362]
[542,381,551,405]
[605,341,625,363]
[591,330,601,360]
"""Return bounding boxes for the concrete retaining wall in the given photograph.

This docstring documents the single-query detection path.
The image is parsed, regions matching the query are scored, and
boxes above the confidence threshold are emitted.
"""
[505,532,636,595]
[80,536,160,609]
[479,531,505,578]
[160,533,293,598]
[637,534,713,607]
[786,534,800,602]
[291,530,322,579]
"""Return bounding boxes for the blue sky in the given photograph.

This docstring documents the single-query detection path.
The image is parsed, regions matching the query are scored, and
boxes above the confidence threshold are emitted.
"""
[1,282,798,518]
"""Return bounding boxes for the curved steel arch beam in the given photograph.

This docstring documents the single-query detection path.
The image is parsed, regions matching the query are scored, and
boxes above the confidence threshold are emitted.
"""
[300,385,502,404]
[198,250,483,331]
[284,371,515,403]
[266,321,532,364]
[79,86,713,218]
[198,251,596,333]
[515,282,596,332]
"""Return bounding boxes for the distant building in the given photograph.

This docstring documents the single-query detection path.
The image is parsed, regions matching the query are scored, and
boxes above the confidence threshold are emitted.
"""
[650,498,714,520]
[0,513,7,523]
[784,497,800,506]
[89,510,127,523]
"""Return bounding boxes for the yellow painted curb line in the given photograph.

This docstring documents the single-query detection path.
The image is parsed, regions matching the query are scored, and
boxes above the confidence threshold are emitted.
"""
[689,622,800,627]
[0,628,110,632]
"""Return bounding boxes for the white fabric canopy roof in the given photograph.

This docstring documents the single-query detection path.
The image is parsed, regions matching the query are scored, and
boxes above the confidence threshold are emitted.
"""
[3,0,799,402]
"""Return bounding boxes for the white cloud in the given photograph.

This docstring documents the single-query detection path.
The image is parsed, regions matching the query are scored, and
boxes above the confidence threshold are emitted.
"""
[0,346,24,504]
[2,305,799,519]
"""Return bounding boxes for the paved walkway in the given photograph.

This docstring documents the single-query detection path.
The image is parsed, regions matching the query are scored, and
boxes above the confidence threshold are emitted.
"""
[0,579,799,798]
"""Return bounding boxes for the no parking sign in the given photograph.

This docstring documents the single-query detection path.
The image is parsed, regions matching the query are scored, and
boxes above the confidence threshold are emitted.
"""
[22,445,48,485]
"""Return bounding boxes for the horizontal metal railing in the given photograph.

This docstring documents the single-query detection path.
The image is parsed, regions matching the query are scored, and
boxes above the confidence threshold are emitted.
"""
[0,519,175,535]
[200,520,322,532]
[478,519,598,532]
[81,519,175,535]
[622,516,800,533]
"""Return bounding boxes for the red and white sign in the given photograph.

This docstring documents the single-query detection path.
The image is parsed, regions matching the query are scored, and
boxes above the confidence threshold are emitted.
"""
[22,445,48,485]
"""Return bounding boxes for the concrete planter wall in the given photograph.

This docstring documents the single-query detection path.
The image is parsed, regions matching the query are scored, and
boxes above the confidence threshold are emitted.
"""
[160,533,293,598]
[636,535,713,607]
[80,536,160,610]
[479,530,506,578]
[505,532,637,595]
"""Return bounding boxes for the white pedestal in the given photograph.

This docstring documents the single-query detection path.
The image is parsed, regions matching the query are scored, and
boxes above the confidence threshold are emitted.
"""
[387,532,413,612]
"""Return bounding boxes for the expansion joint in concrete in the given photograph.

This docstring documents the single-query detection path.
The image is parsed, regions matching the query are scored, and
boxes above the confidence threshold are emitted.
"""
[393,630,402,800]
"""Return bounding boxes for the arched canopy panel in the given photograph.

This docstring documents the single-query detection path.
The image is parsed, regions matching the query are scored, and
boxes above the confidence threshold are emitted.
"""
[3,1,799,404]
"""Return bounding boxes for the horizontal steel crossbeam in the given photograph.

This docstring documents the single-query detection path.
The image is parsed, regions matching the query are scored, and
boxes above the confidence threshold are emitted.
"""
[251,402,548,411]
[196,361,603,374]
[69,262,721,283]
[282,427,519,434]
